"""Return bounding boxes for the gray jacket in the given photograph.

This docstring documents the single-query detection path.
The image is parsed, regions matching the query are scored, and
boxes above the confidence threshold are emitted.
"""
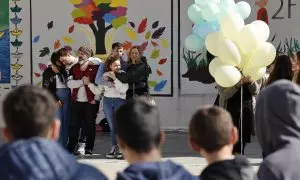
[256,80,300,180]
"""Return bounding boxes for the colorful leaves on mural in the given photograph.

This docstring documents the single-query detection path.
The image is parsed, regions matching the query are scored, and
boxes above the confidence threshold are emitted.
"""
[39,47,50,57]
[128,22,135,28]
[34,73,41,77]
[145,31,151,40]
[156,69,163,76]
[62,36,75,44]
[123,41,133,51]
[154,80,167,91]
[140,41,148,52]
[33,35,40,43]
[54,40,61,49]
[152,27,165,39]
[148,81,157,88]
[112,16,128,29]
[158,58,167,65]
[152,21,159,29]
[138,18,147,33]
[38,63,47,72]
[150,49,160,59]
[124,27,137,40]
[161,38,168,48]
[47,21,54,30]
[69,25,75,33]
[151,41,159,47]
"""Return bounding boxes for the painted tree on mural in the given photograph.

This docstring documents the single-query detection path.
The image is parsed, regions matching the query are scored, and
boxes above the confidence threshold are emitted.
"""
[70,0,128,54]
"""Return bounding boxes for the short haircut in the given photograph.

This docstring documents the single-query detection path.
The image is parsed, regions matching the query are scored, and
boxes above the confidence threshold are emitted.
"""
[57,47,70,57]
[3,85,57,139]
[115,98,161,153]
[112,42,123,50]
[189,106,233,153]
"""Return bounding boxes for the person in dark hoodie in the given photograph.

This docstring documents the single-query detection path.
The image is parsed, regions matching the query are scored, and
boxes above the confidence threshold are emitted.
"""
[0,85,107,180]
[189,106,257,180]
[115,98,197,180]
[255,80,300,180]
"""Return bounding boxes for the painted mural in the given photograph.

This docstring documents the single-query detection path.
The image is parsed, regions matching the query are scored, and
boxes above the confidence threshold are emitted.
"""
[0,0,11,84]
[31,0,173,96]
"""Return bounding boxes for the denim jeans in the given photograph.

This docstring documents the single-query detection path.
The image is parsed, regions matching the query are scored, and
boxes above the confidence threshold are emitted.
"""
[103,97,126,146]
[55,88,71,147]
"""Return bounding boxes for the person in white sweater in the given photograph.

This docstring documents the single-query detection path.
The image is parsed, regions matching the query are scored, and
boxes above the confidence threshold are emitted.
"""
[88,56,128,159]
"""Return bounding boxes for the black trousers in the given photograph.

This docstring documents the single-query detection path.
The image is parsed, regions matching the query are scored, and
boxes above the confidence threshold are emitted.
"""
[67,101,99,152]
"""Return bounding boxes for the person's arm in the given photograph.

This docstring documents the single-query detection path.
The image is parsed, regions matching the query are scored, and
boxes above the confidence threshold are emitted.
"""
[114,79,128,93]
[217,84,240,100]
[88,57,102,65]
[258,163,279,180]
[95,63,105,84]
[67,77,84,89]
[87,83,104,95]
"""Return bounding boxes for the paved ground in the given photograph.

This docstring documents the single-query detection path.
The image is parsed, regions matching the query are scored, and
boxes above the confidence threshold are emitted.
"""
[79,131,263,179]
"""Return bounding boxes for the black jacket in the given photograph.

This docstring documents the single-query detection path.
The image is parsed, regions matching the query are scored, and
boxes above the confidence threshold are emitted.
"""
[125,56,152,91]
[42,67,68,102]
[200,156,257,180]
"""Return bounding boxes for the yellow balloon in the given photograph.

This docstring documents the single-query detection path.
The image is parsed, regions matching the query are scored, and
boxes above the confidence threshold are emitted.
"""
[205,32,224,56]
[243,67,266,81]
[209,57,226,77]
[235,24,261,54]
[244,42,276,69]
[220,11,244,39]
[218,39,241,66]
[214,65,242,87]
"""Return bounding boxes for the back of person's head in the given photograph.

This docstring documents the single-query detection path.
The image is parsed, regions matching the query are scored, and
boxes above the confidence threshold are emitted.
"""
[115,98,162,153]
[57,47,70,57]
[78,45,94,58]
[267,54,293,85]
[112,42,123,50]
[189,106,237,154]
[2,85,59,141]
[256,80,300,156]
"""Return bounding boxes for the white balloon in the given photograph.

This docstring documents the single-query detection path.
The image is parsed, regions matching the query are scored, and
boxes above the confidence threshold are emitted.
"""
[220,11,245,39]
[235,1,251,19]
[251,20,270,42]
[243,67,266,81]
[235,24,261,54]
[209,57,226,77]
[218,39,242,66]
[244,42,277,69]
[214,65,242,87]
[205,32,224,56]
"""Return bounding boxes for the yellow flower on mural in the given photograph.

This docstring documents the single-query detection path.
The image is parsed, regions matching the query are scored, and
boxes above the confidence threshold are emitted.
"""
[124,27,137,41]
[110,0,127,7]
[69,0,82,5]
[161,38,168,48]
[62,36,75,44]
[94,0,111,5]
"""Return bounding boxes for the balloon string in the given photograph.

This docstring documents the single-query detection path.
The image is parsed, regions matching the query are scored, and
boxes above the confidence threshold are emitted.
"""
[240,81,243,155]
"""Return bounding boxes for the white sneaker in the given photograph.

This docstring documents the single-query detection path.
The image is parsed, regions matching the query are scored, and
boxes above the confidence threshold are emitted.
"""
[77,143,85,155]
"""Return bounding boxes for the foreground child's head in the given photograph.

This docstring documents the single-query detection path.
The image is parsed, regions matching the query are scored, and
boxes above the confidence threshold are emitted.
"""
[189,106,238,158]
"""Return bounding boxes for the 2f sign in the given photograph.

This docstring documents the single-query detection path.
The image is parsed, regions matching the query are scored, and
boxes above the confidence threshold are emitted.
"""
[272,0,296,19]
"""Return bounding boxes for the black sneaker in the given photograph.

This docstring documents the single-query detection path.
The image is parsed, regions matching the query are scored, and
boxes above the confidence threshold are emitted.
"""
[85,149,93,156]
[105,146,117,159]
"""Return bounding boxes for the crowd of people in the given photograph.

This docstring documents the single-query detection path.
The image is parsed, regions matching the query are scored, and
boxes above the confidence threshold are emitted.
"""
[42,42,152,159]
[0,48,299,179]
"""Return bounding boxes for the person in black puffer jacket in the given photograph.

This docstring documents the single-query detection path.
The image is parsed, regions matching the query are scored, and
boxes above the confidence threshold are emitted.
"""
[125,46,152,100]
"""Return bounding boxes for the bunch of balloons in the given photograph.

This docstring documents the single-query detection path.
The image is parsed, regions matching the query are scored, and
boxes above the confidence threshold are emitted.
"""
[206,11,276,87]
[185,0,251,52]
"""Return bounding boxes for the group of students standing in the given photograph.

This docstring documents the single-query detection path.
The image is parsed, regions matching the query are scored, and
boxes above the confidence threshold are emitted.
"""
[42,42,152,158]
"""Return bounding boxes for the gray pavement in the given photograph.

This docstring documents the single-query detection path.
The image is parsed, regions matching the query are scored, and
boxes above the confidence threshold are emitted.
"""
[79,131,263,179]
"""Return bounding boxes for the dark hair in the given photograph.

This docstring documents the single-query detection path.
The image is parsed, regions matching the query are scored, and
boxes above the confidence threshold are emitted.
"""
[51,51,66,72]
[128,46,142,65]
[104,56,120,72]
[115,98,161,153]
[112,42,123,50]
[3,85,57,139]
[189,106,233,153]
[267,55,293,85]
[57,47,70,57]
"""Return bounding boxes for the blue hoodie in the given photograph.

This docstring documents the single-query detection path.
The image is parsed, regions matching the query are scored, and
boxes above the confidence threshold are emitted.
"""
[0,138,107,180]
[116,160,197,180]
